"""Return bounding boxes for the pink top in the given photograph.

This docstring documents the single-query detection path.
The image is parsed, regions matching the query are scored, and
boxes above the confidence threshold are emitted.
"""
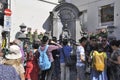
[40,45,61,62]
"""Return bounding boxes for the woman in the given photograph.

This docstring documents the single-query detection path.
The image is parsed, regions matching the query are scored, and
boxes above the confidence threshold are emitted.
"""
[25,42,40,80]
[0,63,21,80]
[109,40,120,80]
[4,45,25,80]
[90,43,108,80]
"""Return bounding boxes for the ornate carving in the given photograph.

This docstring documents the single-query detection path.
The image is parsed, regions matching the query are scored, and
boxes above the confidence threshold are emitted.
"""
[59,8,76,20]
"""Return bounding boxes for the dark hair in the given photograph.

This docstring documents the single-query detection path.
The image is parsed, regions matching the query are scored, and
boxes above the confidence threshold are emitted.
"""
[1,31,6,37]
[110,40,119,47]
[52,36,57,42]
[118,40,120,46]
[79,37,87,43]
[41,36,49,44]
[102,35,107,39]
[32,43,39,49]
[90,36,96,40]
[62,39,68,46]
[97,43,104,52]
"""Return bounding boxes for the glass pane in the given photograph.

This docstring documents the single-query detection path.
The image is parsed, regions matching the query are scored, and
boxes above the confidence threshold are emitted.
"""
[101,4,114,23]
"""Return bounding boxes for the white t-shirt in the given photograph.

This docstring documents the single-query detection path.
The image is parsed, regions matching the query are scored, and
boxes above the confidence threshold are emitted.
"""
[76,45,85,66]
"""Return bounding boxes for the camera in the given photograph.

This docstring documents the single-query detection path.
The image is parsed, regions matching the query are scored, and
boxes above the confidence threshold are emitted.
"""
[2,48,9,57]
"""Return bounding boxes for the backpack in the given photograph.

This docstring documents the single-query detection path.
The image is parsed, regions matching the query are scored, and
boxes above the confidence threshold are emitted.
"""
[38,45,51,70]
[93,51,105,71]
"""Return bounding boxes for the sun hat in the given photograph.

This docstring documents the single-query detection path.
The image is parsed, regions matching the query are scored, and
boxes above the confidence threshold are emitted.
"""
[5,45,22,59]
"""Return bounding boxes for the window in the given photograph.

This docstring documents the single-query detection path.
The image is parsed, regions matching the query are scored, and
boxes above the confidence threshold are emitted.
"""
[100,4,114,23]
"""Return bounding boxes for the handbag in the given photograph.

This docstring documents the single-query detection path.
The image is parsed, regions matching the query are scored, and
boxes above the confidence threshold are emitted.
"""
[85,64,91,74]
[62,48,74,67]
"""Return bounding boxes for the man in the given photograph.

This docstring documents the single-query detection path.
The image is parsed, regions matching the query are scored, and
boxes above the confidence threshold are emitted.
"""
[39,36,62,80]
[85,36,97,57]
[50,37,61,80]
[76,37,87,80]
[101,36,113,80]
[60,39,72,80]
[85,36,97,75]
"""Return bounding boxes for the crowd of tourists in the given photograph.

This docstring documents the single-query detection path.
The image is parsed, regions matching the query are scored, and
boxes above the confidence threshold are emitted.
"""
[0,34,120,80]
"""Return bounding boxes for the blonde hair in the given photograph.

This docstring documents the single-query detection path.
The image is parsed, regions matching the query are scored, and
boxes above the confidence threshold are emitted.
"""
[4,58,22,66]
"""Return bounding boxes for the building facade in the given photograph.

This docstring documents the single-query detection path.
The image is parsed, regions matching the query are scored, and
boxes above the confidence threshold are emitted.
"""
[65,0,120,39]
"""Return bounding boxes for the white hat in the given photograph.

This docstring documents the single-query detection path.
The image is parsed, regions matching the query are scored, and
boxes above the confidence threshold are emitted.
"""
[5,45,22,59]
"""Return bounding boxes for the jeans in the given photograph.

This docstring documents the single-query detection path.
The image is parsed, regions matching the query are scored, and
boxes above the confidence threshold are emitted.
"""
[76,65,85,80]
[52,58,60,80]
[46,62,55,80]
[60,63,70,80]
